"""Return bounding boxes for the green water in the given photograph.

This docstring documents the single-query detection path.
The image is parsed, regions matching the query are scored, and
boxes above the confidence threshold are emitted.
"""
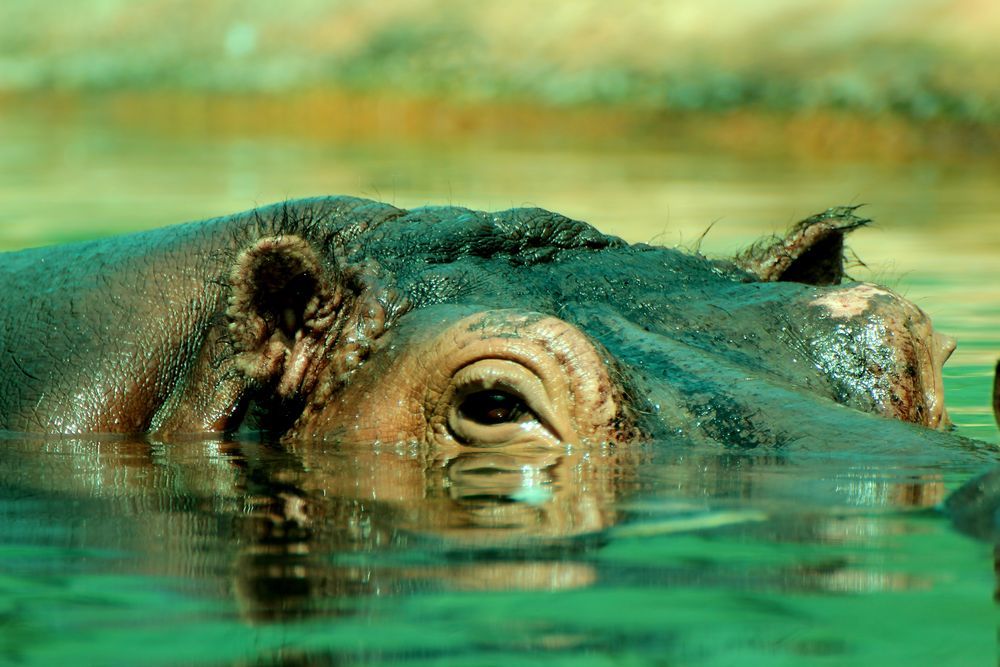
[2,97,1000,665]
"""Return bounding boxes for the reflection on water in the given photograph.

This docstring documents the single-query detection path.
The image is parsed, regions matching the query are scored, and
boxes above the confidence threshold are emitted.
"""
[3,430,996,664]
[2,96,1000,664]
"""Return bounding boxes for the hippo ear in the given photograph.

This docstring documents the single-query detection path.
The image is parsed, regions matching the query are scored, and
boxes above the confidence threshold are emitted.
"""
[733,206,870,286]
[227,235,342,397]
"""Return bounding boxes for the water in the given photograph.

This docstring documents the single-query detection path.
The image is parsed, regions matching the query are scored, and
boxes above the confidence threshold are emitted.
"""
[2,95,1000,665]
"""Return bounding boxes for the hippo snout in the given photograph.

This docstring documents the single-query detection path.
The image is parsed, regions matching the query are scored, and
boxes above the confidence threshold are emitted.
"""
[807,282,953,428]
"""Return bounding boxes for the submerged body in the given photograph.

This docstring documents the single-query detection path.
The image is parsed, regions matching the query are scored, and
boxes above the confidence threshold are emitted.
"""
[0,196,981,464]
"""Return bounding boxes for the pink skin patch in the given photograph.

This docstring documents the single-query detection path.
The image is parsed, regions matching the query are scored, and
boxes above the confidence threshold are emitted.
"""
[810,283,894,319]
[809,282,956,429]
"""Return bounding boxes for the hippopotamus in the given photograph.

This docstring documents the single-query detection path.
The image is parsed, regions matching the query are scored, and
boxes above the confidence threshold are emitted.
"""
[0,196,986,464]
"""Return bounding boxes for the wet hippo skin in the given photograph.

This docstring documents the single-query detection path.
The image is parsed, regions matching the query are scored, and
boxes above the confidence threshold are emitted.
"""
[0,197,986,464]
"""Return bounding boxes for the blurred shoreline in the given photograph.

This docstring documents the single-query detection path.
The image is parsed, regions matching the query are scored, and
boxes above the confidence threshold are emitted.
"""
[6,89,1000,163]
[4,1,1000,146]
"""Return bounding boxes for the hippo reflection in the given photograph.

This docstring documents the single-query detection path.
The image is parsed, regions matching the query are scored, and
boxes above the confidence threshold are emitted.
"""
[0,433,948,622]
[0,197,980,458]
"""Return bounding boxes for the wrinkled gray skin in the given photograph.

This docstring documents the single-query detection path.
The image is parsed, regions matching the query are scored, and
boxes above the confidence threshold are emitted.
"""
[0,197,995,499]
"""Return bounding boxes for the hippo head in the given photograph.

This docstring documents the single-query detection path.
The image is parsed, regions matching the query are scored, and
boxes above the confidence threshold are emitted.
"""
[214,198,960,456]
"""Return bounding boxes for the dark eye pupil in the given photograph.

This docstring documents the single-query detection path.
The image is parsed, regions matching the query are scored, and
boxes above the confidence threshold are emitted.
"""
[459,390,525,425]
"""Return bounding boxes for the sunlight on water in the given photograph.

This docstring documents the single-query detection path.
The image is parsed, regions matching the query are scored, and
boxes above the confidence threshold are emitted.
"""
[2,96,1000,666]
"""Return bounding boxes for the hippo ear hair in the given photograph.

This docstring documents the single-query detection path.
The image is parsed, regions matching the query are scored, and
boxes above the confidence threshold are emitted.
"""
[226,235,341,393]
[733,206,871,286]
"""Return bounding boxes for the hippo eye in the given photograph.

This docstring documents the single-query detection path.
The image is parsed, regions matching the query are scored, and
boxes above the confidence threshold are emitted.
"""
[459,390,529,425]
[444,360,564,446]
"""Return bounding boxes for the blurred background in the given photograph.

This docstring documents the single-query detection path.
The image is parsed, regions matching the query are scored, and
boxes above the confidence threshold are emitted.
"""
[2,2,999,430]
[3,0,1000,246]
